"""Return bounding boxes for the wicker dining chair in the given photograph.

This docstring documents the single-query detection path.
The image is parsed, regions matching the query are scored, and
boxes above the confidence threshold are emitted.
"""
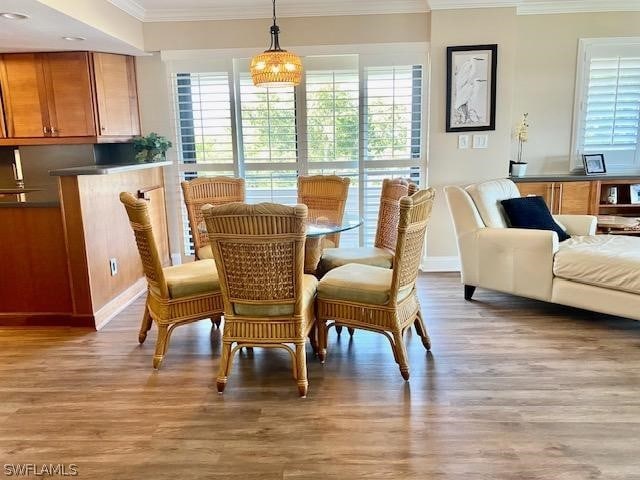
[202,202,318,397]
[318,178,418,275]
[316,188,436,380]
[120,192,224,369]
[181,176,245,260]
[297,175,350,249]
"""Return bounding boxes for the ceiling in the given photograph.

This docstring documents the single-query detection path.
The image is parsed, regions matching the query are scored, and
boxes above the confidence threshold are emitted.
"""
[0,0,144,54]
[109,0,640,21]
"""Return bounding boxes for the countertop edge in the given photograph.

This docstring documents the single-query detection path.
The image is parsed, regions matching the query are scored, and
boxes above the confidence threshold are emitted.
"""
[50,161,172,176]
[510,174,640,182]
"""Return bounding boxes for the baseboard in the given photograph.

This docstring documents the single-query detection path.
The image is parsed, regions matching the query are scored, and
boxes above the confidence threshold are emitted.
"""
[421,256,461,272]
[0,313,94,328]
[93,278,147,330]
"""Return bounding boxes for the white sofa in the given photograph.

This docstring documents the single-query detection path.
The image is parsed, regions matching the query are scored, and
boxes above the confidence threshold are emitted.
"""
[445,179,640,321]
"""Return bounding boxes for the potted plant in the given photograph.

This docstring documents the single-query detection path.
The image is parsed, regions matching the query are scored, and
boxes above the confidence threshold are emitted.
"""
[133,133,172,163]
[511,113,529,177]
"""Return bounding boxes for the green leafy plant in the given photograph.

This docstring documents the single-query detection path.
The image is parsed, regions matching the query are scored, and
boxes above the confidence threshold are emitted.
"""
[133,132,172,162]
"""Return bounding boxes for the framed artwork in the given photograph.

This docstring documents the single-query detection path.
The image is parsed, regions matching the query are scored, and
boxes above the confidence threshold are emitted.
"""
[630,184,640,205]
[582,153,607,175]
[446,44,498,132]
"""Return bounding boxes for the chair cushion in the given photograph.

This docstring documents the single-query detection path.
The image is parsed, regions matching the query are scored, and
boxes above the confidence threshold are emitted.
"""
[317,263,412,306]
[163,259,220,299]
[466,179,520,228]
[234,274,318,317]
[501,196,570,242]
[196,244,214,260]
[320,247,393,272]
[554,235,640,295]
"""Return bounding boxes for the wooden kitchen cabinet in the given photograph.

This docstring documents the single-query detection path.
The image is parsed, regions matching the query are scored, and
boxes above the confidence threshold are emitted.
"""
[0,51,140,145]
[516,179,602,215]
[516,181,556,211]
[0,93,6,138]
[93,53,140,137]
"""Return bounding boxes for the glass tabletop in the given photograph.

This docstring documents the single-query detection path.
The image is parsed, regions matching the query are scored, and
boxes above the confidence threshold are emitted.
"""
[306,218,363,238]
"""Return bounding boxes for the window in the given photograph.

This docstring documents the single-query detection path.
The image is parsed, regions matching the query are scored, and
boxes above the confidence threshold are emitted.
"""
[575,39,640,172]
[171,55,425,256]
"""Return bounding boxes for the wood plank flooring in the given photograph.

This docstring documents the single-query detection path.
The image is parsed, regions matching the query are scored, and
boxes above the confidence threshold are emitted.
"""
[1,272,639,479]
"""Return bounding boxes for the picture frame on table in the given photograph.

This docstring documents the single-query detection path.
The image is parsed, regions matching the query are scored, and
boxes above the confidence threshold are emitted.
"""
[582,153,607,175]
[630,184,640,205]
[446,44,498,133]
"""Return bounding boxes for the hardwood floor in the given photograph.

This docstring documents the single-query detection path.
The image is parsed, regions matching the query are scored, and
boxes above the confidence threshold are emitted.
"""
[1,272,639,479]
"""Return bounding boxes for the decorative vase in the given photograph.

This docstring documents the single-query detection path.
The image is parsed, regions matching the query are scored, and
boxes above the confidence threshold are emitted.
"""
[511,162,528,177]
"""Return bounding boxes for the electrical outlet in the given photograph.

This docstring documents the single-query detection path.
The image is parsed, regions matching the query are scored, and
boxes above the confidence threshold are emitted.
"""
[458,135,469,149]
[109,258,118,276]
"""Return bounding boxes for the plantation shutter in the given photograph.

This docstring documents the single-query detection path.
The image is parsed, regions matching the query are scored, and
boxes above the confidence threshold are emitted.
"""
[362,65,423,246]
[238,73,298,204]
[172,72,235,254]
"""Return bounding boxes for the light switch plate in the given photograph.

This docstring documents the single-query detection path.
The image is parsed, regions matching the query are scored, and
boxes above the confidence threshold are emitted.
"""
[473,134,488,149]
[458,135,469,149]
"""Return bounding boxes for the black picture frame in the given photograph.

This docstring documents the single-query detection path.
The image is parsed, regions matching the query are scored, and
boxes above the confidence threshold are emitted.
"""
[582,153,607,175]
[446,44,498,133]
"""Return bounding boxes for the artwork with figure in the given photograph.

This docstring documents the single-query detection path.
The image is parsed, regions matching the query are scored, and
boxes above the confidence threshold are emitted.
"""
[446,45,497,132]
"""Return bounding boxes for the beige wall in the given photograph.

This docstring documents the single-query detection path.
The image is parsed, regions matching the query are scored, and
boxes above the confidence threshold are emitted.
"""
[38,0,144,50]
[514,12,640,175]
[426,8,518,261]
[143,13,429,51]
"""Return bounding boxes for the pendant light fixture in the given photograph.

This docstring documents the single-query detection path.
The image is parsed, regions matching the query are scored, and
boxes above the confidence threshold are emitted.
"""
[250,0,302,87]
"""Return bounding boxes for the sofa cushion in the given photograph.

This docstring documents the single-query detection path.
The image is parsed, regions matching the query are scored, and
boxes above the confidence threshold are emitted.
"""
[466,179,520,228]
[163,259,220,299]
[319,247,394,272]
[501,196,570,242]
[233,274,318,317]
[317,263,412,305]
[554,235,640,295]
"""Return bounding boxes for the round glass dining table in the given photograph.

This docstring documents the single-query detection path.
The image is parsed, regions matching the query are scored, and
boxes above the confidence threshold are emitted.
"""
[304,218,362,274]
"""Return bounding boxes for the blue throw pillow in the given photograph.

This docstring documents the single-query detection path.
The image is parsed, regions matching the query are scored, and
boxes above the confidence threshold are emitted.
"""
[500,196,570,242]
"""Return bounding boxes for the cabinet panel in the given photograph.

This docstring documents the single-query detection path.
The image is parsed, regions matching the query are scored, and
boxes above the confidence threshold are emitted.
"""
[557,181,596,215]
[43,52,96,137]
[515,182,556,212]
[93,53,140,137]
[0,94,6,138]
[0,54,48,137]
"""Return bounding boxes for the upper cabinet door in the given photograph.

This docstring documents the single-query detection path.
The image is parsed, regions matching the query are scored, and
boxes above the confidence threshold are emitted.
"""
[0,54,49,138]
[43,52,96,137]
[0,96,6,138]
[93,53,140,137]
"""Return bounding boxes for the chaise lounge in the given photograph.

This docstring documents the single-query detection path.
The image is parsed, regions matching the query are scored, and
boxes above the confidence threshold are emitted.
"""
[445,178,640,321]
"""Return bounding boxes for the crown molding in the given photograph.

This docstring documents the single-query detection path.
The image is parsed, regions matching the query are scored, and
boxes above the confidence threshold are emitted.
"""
[108,0,428,22]
[107,0,145,21]
[517,0,640,15]
[428,0,517,9]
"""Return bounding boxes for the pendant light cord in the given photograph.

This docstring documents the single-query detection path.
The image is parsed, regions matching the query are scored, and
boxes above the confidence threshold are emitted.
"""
[268,0,281,51]
[272,0,277,27]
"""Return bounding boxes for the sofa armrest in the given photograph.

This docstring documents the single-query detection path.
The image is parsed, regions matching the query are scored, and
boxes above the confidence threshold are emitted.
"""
[553,214,597,236]
[469,227,558,301]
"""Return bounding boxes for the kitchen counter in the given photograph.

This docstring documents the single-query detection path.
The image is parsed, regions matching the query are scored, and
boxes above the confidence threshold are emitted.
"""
[510,173,640,182]
[50,160,171,176]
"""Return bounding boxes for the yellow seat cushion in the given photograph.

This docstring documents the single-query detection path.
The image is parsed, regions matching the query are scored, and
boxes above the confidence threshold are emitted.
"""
[196,244,214,260]
[318,263,412,306]
[320,247,393,272]
[163,259,220,299]
[234,274,318,317]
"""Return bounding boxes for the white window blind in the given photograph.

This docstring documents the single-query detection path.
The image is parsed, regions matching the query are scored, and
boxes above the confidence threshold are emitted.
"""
[582,57,640,153]
[170,56,425,256]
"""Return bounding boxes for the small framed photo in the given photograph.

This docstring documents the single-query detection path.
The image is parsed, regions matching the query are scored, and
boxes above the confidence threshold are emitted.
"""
[582,153,606,175]
[630,184,640,205]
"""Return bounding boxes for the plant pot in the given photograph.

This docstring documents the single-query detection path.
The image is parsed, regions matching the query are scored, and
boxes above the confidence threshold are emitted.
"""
[511,162,528,177]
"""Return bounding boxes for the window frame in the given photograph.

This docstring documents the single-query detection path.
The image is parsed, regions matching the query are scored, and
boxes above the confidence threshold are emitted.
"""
[571,37,640,173]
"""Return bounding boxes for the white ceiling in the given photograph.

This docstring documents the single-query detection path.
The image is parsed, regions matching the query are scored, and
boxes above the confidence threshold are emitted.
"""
[0,0,145,54]
[109,0,640,21]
